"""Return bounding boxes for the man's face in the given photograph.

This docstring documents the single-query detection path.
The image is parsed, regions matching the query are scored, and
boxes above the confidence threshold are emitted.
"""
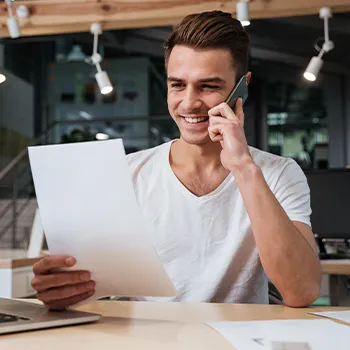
[167,45,237,145]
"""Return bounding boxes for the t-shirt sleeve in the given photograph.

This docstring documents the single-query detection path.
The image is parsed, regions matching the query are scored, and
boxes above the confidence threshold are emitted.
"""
[273,159,312,228]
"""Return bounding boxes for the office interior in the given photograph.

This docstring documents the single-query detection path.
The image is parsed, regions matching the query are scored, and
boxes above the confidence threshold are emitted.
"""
[0,1,350,315]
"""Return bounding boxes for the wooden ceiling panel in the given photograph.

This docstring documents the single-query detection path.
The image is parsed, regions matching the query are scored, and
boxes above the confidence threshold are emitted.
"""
[0,0,349,38]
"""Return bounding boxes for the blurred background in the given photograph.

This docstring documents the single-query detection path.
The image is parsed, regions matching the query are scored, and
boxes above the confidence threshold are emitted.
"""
[0,1,349,305]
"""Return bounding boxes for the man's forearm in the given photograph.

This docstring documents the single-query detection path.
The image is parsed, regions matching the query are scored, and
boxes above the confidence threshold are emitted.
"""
[233,162,321,307]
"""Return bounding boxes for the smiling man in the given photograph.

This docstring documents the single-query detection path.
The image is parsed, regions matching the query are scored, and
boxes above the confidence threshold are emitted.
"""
[31,11,321,310]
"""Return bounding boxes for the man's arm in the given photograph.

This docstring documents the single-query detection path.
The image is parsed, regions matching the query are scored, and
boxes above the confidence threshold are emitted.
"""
[234,163,321,307]
[208,100,321,307]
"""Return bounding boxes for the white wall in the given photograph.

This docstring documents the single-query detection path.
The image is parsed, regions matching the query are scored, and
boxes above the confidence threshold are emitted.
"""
[0,71,34,135]
[0,70,34,170]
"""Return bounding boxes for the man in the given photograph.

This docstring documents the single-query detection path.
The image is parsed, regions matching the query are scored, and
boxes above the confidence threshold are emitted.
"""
[31,11,321,310]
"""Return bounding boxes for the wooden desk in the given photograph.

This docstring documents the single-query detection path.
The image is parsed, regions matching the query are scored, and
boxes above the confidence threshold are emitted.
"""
[0,250,42,269]
[2,301,350,349]
[321,259,350,306]
[321,259,350,275]
[0,250,42,298]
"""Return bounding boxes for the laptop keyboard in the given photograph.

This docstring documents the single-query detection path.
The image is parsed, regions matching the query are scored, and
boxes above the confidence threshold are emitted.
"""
[0,313,30,323]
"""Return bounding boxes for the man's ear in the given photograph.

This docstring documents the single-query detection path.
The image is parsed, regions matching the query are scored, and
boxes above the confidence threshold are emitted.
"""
[246,72,252,85]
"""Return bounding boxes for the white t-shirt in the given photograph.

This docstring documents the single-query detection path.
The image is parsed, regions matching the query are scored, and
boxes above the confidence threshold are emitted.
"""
[127,140,311,304]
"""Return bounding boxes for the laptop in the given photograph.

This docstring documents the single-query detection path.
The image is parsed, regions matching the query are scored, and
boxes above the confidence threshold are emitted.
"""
[0,298,101,335]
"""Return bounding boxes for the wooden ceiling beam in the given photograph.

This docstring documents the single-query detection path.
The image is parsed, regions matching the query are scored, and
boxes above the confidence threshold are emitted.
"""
[0,0,350,38]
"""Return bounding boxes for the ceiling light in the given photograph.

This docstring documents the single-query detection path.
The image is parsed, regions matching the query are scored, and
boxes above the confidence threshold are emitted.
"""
[0,73,6,84]
[304,57,323,82]
[95,132,109,140]
[16,4,29,19]
[67,45,87,62]
[5,0,20,38]
[236,0,250,27]
[95,71,113,95]
[86,23,113,95]
[304,7,334,82]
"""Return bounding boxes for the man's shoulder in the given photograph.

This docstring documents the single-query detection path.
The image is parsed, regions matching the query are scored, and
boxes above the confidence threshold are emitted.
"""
[248,146,303,183]
[126,141,172,174]
[249,146,296,169]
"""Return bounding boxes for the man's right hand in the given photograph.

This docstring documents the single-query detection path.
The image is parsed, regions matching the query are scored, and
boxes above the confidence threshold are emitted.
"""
[31,255,95,310]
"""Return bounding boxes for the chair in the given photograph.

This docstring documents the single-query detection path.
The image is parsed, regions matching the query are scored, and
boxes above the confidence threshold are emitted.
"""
[268,281,284,305]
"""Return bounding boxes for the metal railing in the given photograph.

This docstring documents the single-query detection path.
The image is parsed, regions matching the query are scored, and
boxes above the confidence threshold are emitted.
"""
[0,115,175,249]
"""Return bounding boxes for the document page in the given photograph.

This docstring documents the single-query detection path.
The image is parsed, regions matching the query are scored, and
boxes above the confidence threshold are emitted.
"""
[28,139,177,301]
[309,310,350,324]
[207,319,350,350]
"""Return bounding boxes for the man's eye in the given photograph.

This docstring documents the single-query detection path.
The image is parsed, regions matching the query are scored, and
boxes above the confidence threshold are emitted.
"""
[202,85,219,89]
[171,83,184,88]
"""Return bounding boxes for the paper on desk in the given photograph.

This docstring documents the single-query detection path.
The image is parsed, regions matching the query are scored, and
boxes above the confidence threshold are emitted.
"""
[309,310,350,324]
[28,139,177,302]
[207,319,350,350]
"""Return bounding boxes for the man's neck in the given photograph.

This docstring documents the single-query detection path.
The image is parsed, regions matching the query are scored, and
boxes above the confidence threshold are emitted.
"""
[170,138,224,174]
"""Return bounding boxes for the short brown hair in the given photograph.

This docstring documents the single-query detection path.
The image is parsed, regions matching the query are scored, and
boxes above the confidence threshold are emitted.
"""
[164,11,250,80]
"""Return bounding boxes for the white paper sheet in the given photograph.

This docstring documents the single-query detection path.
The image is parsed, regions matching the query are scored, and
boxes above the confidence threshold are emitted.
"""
[207,319,350,350]
[27,208,45,258]
[309,310,350,324]
[28,139,177,301]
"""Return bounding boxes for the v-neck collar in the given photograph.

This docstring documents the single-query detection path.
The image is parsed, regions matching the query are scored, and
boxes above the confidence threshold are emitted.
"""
[164,140,234,201]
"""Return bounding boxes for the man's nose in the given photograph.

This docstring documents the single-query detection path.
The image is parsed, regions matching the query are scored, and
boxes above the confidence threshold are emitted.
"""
[181,89,202,111]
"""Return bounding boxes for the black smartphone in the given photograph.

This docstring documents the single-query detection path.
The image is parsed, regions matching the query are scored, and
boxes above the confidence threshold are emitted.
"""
[225,75,249,109]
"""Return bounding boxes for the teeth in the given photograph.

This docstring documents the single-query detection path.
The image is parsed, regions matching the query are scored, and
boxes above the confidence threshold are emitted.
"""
[184,117,208,124]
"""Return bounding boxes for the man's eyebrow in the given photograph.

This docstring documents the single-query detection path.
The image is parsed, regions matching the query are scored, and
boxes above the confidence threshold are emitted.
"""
[167,76,225,84]
[198,77,225,84]
[167,76,183,82]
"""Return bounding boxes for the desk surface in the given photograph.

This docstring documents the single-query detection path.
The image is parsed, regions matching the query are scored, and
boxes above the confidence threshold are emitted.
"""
[321,259,350,275]
[2,301,350,350]
[2,252,349,273]
[0,250,42,269]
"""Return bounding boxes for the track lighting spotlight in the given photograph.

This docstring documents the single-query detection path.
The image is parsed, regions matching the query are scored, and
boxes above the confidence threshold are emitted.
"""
[87,23,113,95]
[236,0,250,27]
[0,73,6,84]
[5,0,20,38]
[304,7,334,82]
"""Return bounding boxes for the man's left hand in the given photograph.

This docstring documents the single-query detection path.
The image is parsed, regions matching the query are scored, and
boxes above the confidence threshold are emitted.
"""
[208,98,254,174]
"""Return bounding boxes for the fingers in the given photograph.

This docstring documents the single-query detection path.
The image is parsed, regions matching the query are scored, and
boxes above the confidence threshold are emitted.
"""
[37,280,96,304]
[208,99,244,124]
[209,115,242,141]
[32,270,91,292]
[208,124,224,142]
[209,116,232,126]
[209,102,234,119]
[44,291,95,311]
[234,98,245,122]
[209,121,246,143]
[32,255,96,311]
[33,255,76,275]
